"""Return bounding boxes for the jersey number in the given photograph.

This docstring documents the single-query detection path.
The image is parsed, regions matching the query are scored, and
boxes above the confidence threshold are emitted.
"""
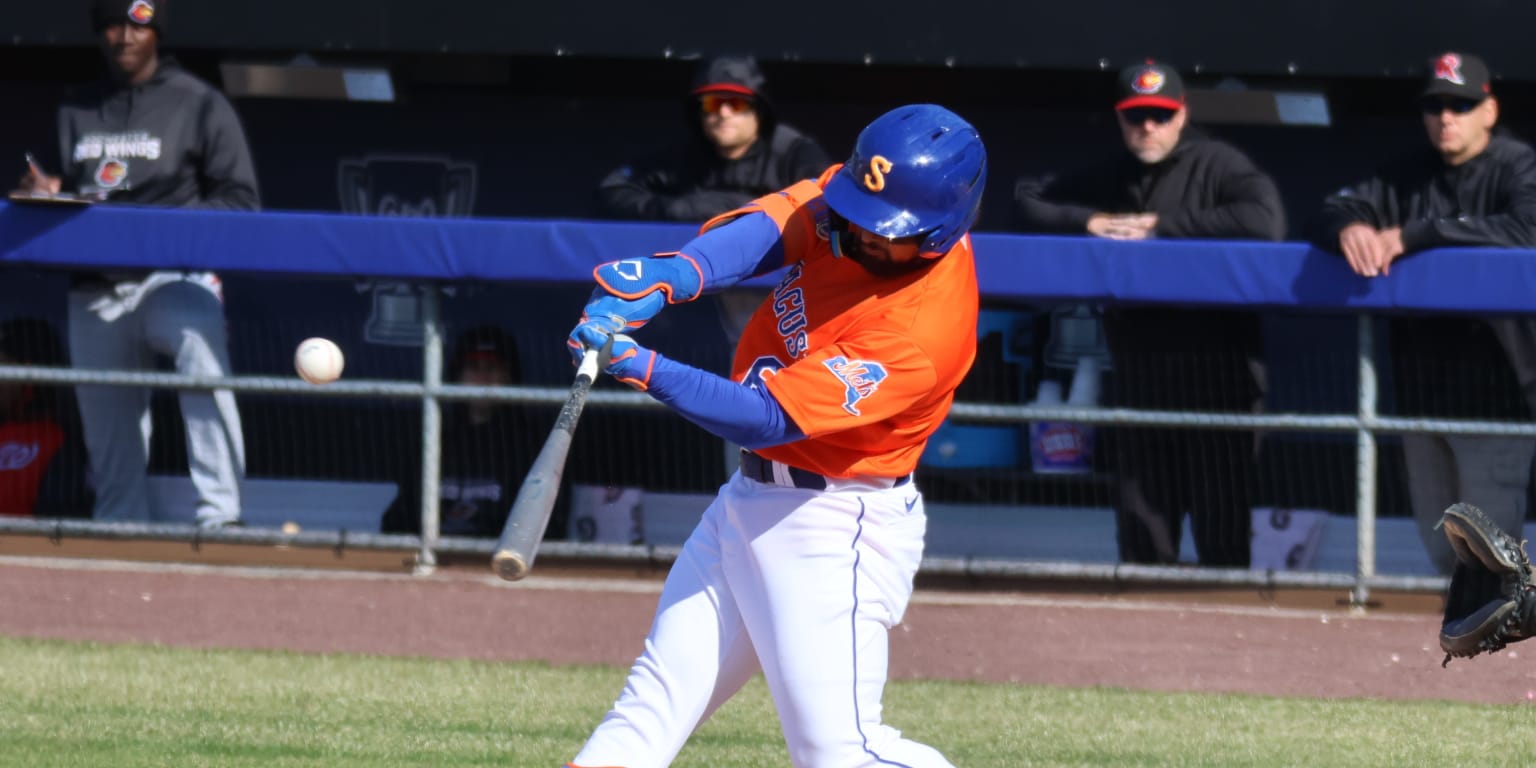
[742,356,785,389]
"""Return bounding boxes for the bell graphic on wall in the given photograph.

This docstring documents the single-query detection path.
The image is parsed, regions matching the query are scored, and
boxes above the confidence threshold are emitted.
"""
[364,281,424,347]
[1043,304,1110,370]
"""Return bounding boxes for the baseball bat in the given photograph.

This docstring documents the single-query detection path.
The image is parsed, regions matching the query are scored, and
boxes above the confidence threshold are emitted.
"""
[491,346,601,581]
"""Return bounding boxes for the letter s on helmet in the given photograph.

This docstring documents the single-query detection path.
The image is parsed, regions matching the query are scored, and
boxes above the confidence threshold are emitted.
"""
[821,104,987,258]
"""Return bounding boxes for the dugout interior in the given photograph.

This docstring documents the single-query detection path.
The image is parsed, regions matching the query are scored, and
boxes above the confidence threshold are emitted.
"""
[1,45,1532,540]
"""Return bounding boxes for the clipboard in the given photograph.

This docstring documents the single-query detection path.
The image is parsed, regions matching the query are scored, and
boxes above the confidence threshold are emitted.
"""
[7,191,94,207]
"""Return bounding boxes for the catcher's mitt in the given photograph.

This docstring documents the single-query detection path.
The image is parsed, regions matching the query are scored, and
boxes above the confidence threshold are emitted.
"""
[1439,502,1536,666]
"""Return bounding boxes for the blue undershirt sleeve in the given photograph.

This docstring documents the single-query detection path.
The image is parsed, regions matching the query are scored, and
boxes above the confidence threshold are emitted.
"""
[642,354,804,449]
[681,212,787,292]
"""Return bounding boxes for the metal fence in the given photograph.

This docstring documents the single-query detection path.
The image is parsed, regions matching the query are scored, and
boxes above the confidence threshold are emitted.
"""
[8,282,1533,605]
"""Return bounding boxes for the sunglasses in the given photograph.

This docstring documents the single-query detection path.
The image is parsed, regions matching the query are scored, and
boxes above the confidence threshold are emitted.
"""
[1420,96,1483,115]
[1119,107,1178,125]
[699,94,754,115]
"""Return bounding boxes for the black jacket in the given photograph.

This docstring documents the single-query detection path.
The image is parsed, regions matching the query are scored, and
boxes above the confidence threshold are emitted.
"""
[598,124,829,222]
[1321,134,1536,421]
[53,59,260,210]
[1319,134,1536,252]
[597,56,830,222]
[1014,133,1286,241]
[1013,132,1284,412]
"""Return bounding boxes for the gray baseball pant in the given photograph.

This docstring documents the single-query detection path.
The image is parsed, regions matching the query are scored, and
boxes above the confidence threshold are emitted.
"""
[1407,317,1536,575]
[68,273,244,526]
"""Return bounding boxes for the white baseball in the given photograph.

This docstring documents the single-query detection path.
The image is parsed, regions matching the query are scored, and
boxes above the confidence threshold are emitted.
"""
[294,337,345,385]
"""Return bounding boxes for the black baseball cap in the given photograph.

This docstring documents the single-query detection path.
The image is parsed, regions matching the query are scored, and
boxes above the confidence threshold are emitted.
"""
[90,0,166,35]
[1116,60,1185,111]
[1422,52,1492,101]
[690,55,766,98]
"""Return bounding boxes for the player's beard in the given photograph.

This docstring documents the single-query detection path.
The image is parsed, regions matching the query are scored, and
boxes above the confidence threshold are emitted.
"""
[840,232,935,279]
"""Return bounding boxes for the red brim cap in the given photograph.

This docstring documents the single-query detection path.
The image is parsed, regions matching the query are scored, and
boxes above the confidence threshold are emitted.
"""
[691,83,756,96]
[1116,95,1184,110]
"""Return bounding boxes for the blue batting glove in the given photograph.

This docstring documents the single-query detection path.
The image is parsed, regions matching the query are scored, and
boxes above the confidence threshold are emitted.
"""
[567,314,622,366]
[567,288,668,367]
[582,288,667,333]
[603,334,658,390]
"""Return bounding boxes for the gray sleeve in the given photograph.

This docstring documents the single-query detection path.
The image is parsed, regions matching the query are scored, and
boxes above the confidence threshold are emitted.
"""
[54,107,79,194]
[193,91,261,211]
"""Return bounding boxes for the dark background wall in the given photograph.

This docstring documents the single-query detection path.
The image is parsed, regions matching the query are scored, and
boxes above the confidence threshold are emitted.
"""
[8,0,1534,232]
[6,0,1535,79]
[4,3,1528,514]
[7,46,1534,240]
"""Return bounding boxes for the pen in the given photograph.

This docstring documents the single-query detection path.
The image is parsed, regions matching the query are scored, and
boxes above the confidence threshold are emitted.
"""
[24,152,45,178]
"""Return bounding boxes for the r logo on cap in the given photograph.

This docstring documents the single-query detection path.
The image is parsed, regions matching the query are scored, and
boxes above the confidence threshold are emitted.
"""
[863,155,893,192]
[1434,53,1465,85]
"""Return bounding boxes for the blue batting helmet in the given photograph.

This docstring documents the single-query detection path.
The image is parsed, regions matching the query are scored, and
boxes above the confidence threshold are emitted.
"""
[822,104,987,257]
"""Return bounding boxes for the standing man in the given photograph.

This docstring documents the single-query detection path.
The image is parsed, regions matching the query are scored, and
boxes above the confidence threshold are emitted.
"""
[1015,60,1286,567]
[564,104,985,768]
[14,0,259,528]
[1321,51,1536,573]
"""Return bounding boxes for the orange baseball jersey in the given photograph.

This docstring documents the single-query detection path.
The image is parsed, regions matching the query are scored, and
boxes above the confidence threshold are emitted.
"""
[707,166,979,478]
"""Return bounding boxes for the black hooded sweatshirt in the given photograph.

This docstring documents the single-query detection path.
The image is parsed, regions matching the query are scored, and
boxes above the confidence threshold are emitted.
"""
[1013,130,1286,240]
[1012,130,1286,411]
[597,56,830,222]
[52,58,260,210]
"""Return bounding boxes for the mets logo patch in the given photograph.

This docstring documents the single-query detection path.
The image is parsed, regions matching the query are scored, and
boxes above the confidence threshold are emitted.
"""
[823,355,887,416]
[808,197,831,240]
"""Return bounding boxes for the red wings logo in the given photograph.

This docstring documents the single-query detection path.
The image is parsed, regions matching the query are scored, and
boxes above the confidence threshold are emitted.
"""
[1434,54,1465,85]
[129,0,156,23]
[95,159,128,188]
[1132,69,1165,94]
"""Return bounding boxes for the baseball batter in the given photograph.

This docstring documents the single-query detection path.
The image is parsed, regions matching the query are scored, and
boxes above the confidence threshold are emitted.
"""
[564,104,986,768]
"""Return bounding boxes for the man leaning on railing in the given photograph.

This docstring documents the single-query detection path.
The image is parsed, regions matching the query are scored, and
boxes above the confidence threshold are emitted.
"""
[1319,51,1536,575]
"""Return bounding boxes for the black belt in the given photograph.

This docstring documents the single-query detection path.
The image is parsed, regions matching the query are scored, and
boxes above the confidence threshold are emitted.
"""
[739,450,910,490]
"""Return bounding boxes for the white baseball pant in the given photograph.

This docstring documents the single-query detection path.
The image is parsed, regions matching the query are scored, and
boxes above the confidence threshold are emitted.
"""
[571,469,953,768]
[68,272,244,526]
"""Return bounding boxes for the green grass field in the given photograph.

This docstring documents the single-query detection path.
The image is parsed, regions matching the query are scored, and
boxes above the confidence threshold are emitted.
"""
[0,636,1530,767]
